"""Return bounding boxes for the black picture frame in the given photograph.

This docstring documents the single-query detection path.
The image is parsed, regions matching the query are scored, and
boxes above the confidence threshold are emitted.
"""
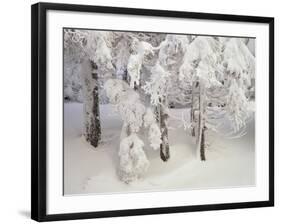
[31,2,274,222]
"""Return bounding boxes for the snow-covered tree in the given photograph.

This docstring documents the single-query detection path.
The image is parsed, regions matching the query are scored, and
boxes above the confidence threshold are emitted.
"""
[178,36,255,160]
[65,30,114,147]
[111,32,132,83]
[143,62,171,161]
[104,79,161,183]
[124,35,172,161]
[84,31,114,147]
[158,35,191,107]
[142,34,190,161]
[222,38,255,135]
[179,36,225,160]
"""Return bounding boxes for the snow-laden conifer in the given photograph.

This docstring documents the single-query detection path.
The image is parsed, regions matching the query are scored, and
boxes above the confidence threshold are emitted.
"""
[104,79,161,182]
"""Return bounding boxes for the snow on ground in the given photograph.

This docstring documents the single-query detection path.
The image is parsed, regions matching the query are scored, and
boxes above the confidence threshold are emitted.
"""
[64,102,255,195]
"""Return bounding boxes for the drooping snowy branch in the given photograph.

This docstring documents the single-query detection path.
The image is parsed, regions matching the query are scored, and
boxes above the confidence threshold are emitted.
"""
[225,76,251,133]
[84,31,114,75]
[143,62,170,106]
[127,38,155,88]
[105,79,146,133]
[179,36,223,84]
[223,38,255,89]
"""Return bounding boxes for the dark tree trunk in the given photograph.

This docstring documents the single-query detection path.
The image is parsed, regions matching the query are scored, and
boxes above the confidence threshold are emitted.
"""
[88,66,101,147]
[133,81,139,91]
[82,59,101,148]
[159,99,170,162]
[191,114,196,136]
[200,126,206,161]
[197,82,206,161]
[122,69,129,84]
[125,124,131,136]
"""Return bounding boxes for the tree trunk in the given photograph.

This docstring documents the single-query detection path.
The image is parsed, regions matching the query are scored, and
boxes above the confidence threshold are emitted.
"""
[197,82,206,161]
[89,64,101,147]
[190,81,196,137]
[122,69,129,84]
[81,59,101,148]
[200,126,206,161]
[159,99,170,162]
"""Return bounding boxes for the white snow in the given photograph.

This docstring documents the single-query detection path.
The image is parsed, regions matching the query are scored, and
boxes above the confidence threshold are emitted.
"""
[63,32,256,194]
[64,102,255,195]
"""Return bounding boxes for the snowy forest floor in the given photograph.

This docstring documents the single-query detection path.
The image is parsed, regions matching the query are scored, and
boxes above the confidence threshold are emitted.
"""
[64,102,255,195]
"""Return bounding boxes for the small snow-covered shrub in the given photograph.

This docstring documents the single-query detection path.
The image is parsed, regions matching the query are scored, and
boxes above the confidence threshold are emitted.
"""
[119,134,149,183]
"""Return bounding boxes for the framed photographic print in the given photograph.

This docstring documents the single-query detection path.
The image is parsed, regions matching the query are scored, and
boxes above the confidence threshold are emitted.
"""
[31,2,274,222]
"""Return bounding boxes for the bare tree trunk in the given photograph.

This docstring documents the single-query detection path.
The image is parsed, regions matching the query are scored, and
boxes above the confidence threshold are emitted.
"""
[190,81,196,137]
[197,82,206,161]
[89,61,101,147]
[159,99,170,162]
[133,81,139,91]
[200,126,206,161]
[82,59,101,148]
[122,69,129,84]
